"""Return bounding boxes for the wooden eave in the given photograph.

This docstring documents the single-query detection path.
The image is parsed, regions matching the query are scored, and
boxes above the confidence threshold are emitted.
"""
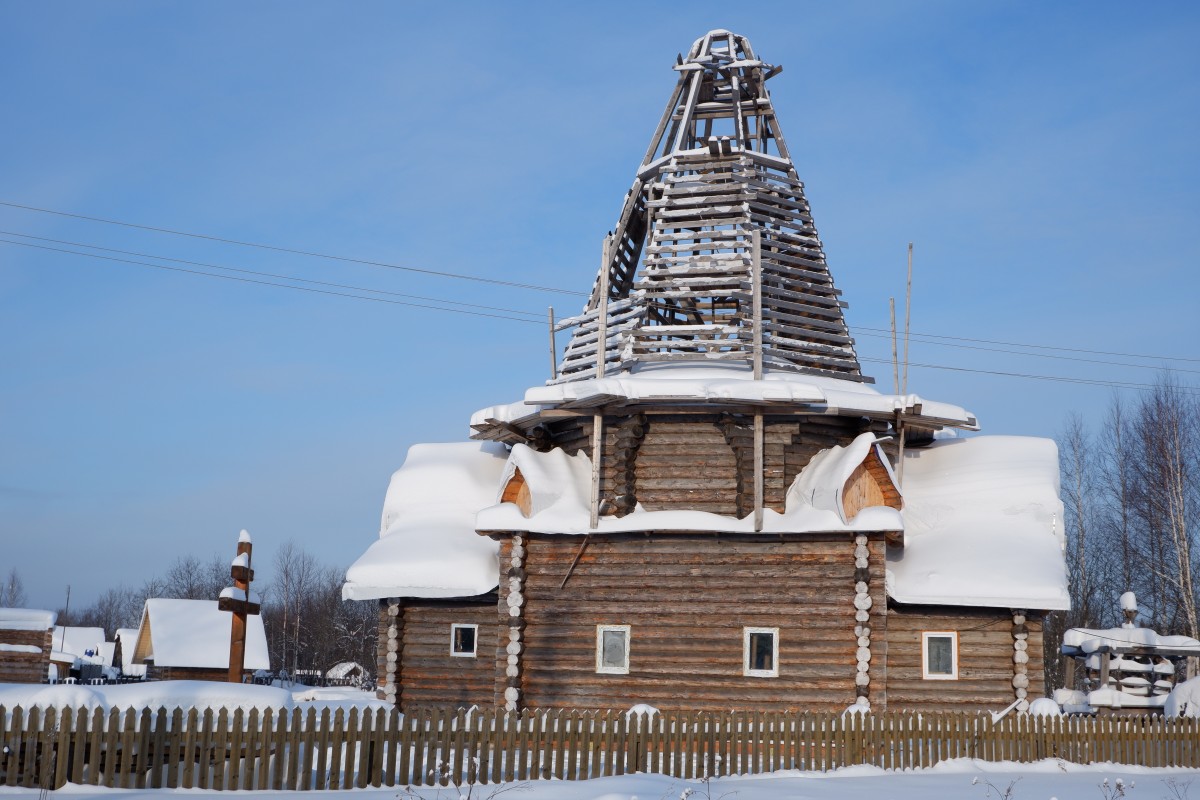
[469,401,976,444]
[478,528,897,541]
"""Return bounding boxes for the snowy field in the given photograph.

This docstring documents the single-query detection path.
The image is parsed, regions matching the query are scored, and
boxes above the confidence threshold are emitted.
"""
[0,680,388,717]
[1,760,1199,799]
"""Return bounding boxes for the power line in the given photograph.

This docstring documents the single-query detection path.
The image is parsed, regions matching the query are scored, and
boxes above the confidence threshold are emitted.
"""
[853,329,1200,376]
[0,230,546,320]
[0,200,587,297]
[3,200,1195,367]
[856,325,1200,366]
[0,238,543,325]
[858,356,1200,395]
[7,233,1195,393]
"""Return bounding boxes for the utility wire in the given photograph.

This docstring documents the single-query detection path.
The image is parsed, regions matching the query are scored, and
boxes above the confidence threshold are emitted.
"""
[856,325,1200,365]
[853,329,1200,376]
[0,200,587,297]
[858,356,1200,395]
[0,231,545,319]
[3,200,1196,366]
[6,231,1195,392]
[0,238,542,325]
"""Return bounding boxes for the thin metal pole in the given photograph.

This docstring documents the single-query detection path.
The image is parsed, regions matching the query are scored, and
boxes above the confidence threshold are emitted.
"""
[548,307,557,381]
[889,297,899,395]
[903,243,913,395]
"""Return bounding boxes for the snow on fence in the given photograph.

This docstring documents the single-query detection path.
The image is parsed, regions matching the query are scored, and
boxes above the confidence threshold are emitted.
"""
[2,705,1199,790]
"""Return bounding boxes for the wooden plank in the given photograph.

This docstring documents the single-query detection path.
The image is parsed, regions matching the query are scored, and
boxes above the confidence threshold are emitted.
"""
[227,708,244,790]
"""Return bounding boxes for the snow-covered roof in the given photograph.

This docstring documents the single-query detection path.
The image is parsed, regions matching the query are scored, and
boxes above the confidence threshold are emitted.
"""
[886,436,1069,610]
[52,626,106,658]
[0,608,56,631]
[135,599,269,671]
[342,441,510,601]
[471,364,978,437]
[1062,626,1200,654]
[476,434,904,535]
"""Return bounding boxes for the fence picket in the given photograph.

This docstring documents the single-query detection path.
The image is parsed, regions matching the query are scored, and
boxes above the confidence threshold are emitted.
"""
[8,703,1200,791]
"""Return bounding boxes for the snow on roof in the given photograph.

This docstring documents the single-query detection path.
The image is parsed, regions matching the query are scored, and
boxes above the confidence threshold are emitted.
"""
[52,626,106,658]
[472,364,978,432]
[1062,626,1200,654]
[342,441,511,601]
[137,599,269,671]
[886,436,1069,611]
[325,661,364,680]
[476,434,904,536]
[787,434,895,524]
[0,608,56,631]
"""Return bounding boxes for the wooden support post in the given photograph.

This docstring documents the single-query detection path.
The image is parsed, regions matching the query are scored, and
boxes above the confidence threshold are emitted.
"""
[751,229,763,380]
[753,414,764,532]
[590,413,603,529]
[752,229,764,531]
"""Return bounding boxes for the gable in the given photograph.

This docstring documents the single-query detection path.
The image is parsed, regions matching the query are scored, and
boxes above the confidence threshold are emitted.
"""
[499,467,532,516]
[842,448,902,520]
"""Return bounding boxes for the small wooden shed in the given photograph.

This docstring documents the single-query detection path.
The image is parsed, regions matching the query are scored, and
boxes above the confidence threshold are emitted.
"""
[0,608,55,683]
[132,598,270,681]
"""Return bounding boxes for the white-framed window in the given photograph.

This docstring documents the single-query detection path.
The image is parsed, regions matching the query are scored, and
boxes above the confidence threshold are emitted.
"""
[450,623,478,658]
[743,627,779,678]
[922,631,958,680]
[596,624,630,674]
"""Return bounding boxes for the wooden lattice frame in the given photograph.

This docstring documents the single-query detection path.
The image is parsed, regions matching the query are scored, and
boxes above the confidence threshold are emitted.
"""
[555,30,867,384]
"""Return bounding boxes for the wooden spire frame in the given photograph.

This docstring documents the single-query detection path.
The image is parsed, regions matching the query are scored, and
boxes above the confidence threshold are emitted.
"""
[555,30,868,384]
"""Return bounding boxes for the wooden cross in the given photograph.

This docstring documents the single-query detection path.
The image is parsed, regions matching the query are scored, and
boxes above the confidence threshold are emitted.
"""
[218,530,262,683]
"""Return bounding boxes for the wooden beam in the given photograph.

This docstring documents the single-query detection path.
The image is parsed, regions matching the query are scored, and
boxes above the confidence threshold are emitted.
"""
[590,413,603,529]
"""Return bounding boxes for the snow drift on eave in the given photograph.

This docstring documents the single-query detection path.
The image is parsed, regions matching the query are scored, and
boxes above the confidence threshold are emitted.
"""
[887,436,1069,611]
[0,608,56,631]
[342,441,510,601]
[476,433,903,535]
[137,599,269,671]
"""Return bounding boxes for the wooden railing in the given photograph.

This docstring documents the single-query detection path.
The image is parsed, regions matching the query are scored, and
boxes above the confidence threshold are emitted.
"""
[2,705,1199,790]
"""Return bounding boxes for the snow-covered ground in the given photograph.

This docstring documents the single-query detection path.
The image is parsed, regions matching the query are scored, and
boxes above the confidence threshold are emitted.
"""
[0,680,386,718]
[0,760,1198,799]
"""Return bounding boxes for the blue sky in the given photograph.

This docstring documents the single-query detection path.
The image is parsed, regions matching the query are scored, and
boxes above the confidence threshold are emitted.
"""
[2,2,1197,611]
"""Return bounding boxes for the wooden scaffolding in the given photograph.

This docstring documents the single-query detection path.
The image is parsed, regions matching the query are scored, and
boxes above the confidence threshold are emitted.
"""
[555,29,866,384]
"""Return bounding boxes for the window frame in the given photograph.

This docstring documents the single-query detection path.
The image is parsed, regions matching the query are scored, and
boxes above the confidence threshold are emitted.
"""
[595,624,631,675]
[450,623,478,658]
[921,630,959,680]
[743,626,780,678]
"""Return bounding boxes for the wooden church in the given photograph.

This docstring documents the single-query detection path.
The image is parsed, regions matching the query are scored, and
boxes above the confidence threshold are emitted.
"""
[344,30,1069,714]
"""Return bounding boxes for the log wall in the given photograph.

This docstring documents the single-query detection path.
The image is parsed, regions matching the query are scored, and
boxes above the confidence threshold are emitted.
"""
[551,413,888,518]
[144,666,253,682]
[884,604,1045,711]
[395,598,497,711]
[0,627,52,684]
[504,532,888,712]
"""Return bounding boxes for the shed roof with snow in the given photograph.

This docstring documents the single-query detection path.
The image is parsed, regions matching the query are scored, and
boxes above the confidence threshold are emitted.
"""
[132,599,269,671]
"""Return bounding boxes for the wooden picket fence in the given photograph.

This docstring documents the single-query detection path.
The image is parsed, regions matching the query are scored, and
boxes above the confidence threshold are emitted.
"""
[2,705,1199,790]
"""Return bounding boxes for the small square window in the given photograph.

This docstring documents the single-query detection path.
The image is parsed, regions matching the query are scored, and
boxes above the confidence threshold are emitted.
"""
[922,631,958,680]
[451,624,478,658]
[596,625,630,674]
[743,627,779,678]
